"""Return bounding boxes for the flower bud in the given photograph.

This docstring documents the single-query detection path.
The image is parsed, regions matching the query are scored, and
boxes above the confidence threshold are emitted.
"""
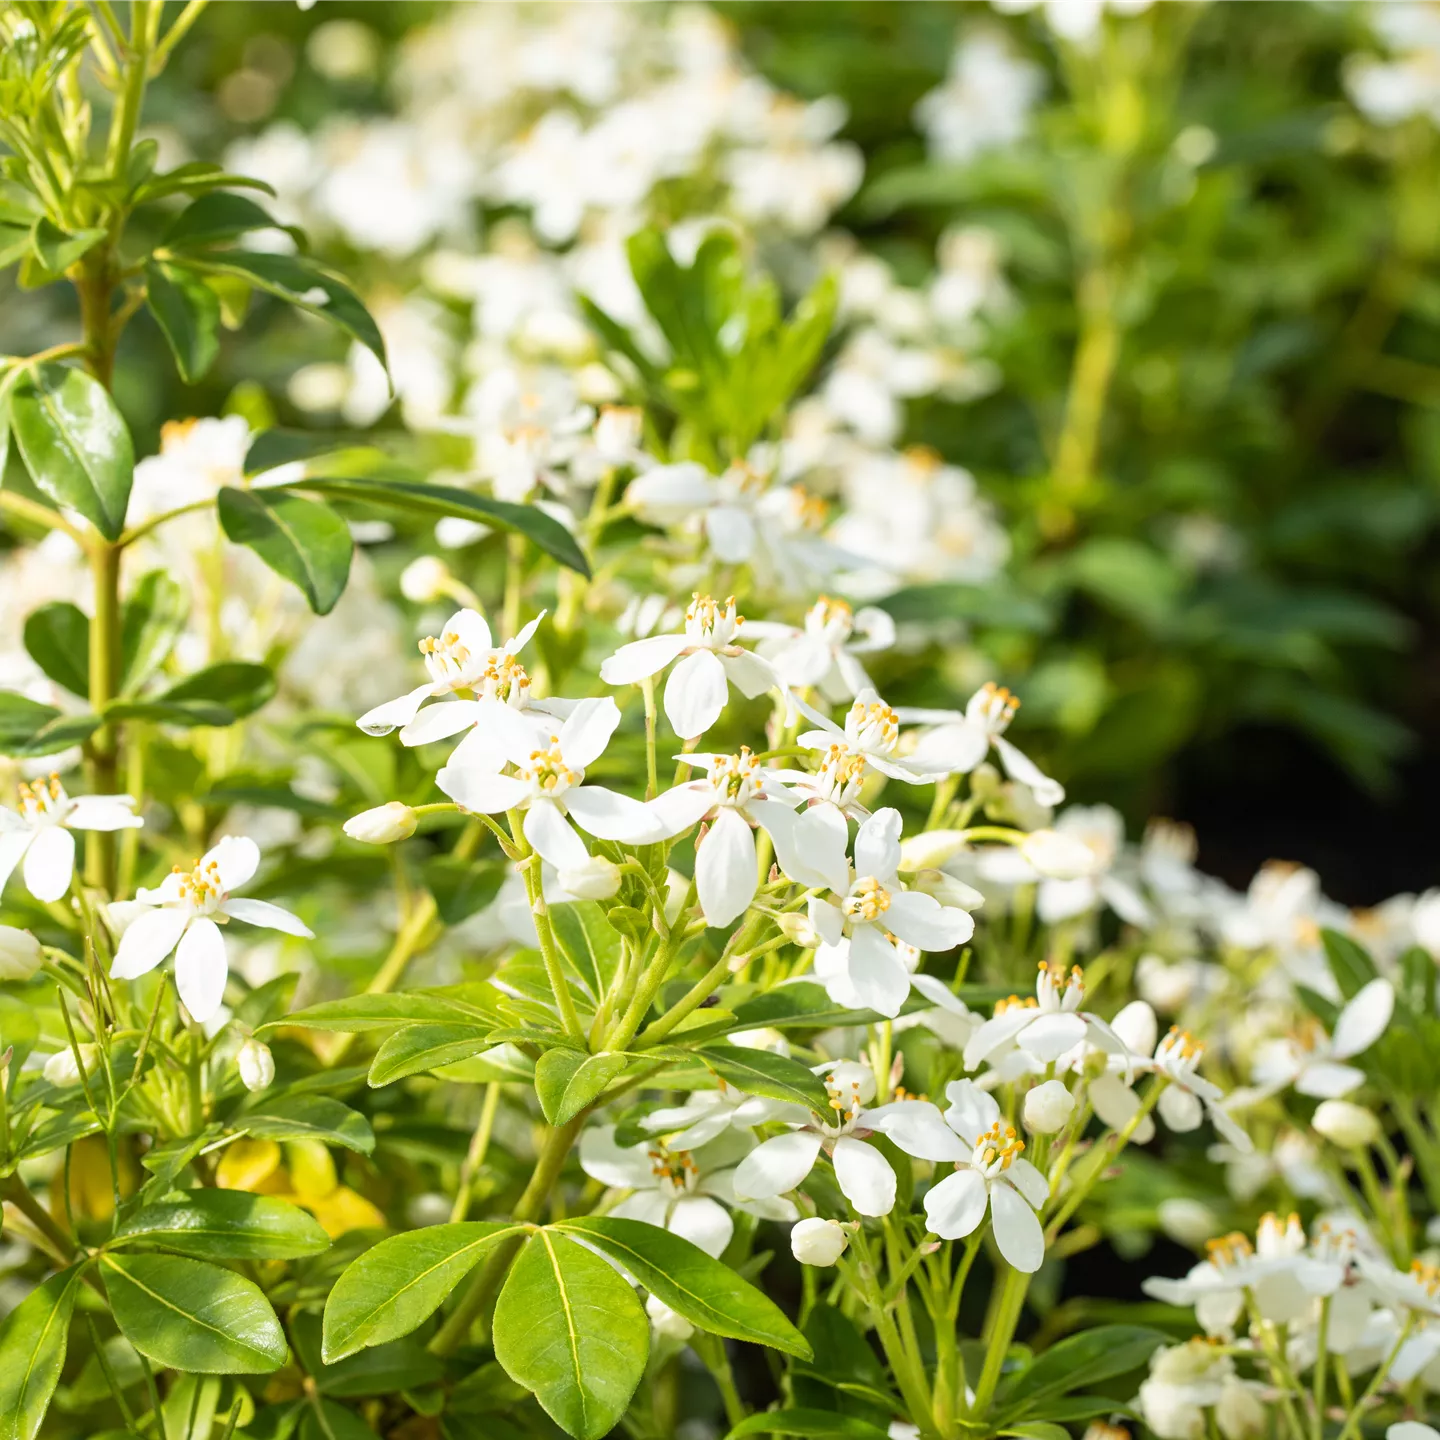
[1313,1099,1380,1149]
[646,1293,694,1341]
[1111,999,1158,1059]
[344,802,417,845]
[558,856,622,901]
[909,868,985,912]
[400,555,452,604]
[777,912,820,947]
[1023,1079,1075,1134]
[0,925,43,981]
[238,1037,276,1093]
[898,830,970,872]
[44,1044,98,1086]
[791,1217,850,1267]
[1215,1380,1267,1440]
[1020,828,1098,880]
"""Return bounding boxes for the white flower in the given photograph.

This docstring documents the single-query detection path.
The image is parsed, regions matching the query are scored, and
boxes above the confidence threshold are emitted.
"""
[733,1060,900,1217]
[110,837,313,1023]
[580,1125,793,1258]
[1030,806,1151,927]
[647,1293,694,1342]
[399,556,453,604]
[900,683,1064,807]
[599,594,778,740]
[0,773,143,904]
[963,961,1127,1074]
[790,688,942,794]
[0,925,43,981]
[791,1217,850,1267]
[1135,1340,1235,1440]
[238,1037,276,1093]
[1313,1099,1382,1149]
[641,1079,793,1151]
[747,596,895,702]
[1351,1256,1440,1383]
[43,1044,98,1086]
[887,1079,1049,1272]
[436,697,664,873]
[914,30,1044,164]
[343,802,418,845]
[1023,1079,1075,1135]
[1248,978,1393,1100]
[647,749,805,927]
[805,809,975,1018]
[1156,1026,1253,1152]
[557,855,622,901]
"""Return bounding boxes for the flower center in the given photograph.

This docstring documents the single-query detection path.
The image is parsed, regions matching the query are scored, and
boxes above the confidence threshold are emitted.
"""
[1256,1211,1304,1258]
[974,1119,1024,1173]
[972,681,1019,735]
[1204,1231,1255,1271]
[844,876,892,923]
[1156,1026,1203,1079]
[172,856,225,911]
[1410,1260,1440,1298]
[1036,960,1085,1009]
[685,593,743,647]
[994,994,1039,1016]
[520,740,579,795]
[710,747,761,805]
[787,485,828,532]
[806,595,853,645]
[647,1145,699,1197]
[813,745,868,807]
[479,653,530,707]
[419,628,479,688]
[17,772,66,823]
[845,698,899,755]
[824,1074,864,1126]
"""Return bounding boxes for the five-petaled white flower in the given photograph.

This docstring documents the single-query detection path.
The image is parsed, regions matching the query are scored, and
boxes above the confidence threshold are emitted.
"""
[356,608,545,740]
[791,688,942,788]
[963,961,1127,1073]
[111,837,312,1023]
[640,1078,794,1151]
[599,593,778,739]
[436,697,664,874]
[0,773,143,904]
[1248,977,1393,1100]
[900,682,1065,806]
[748,596,895,701]
[806,808,975,1018]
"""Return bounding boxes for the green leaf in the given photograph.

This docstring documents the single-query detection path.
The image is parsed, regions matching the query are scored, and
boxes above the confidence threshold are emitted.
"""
[112,1189,330,1260]
[699,1045,829,1112]
[1321,928,1379,1002]
[163,193,291,250]
[1000,1425,1073,1440]
[28,218,105,279]
[0,692,100,757]
[533,1050,629,1126]
[108,661,276,727]
[322,1222,522,1361]
[995,1326,1167,1413]
[0,1265,82,1440]
[550,903,623,1002]
[99,1252,288,1374]
[119,570,187,695]
[492,1232,649,1440]
[144,260,221,384]
[291,472,590,578]
[241,1096,375,1154]
[723,1410,890,1439]
[727,982,878,1031]
[299,1398,377,1440]
[9,362,134,540]
[271,992,496,1034]
[22,601,89,697]
[368,1024,496,1087]
[218,486,353,615]
[552,1216,810,1359]
[424,855,505,925]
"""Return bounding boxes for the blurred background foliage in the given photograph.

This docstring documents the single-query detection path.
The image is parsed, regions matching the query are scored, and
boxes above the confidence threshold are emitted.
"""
[4,0,1437,901]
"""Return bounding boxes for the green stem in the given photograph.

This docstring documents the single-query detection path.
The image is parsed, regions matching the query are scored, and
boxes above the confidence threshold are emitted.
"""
[84,541,123,890]
[513,821,585,1041]
[451,1081,503,1223]
[972,1265,1029,1415]
[639,676,659,800]
[1311,1296,1330,1440]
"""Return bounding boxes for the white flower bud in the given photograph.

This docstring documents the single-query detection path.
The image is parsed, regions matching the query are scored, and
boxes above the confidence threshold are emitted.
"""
[777,912,820,947]
[1313,1099,1380,1149]
[1215,1380,1267,1440]
[43,1044,98,1086]
[898,830,971,871]
[646,1293,693,1341]
[1158,1197,1220,1248]
[1112,999,1158,1059]
[558,856,622,901]
[400,555,452,604]
[238,1037,276,1093]
[343,802,417,845]
[909,868,985,912]
[1020,828,1098,880]
[1023,1079,1075,1134]
[791,1217,850,1267]
[0,925,43,981]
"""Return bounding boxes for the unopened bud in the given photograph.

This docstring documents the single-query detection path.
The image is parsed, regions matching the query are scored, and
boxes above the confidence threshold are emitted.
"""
[898,830,971,871]
[558,856,622,901]
[910,868,984,912]
[1313,1099,1380,1149]
[791,1217,850,1267]
[399,556,453,604]
[44,1044,98,1086]
[0,925,43,981]
[343,802,417,844]
[238,1037,275,1093]
[646,1293,693,1340]
[1020,828,1097,880]
[777,913,820,947]
[1023,1079,1075,1134]
[1215,1379,1267,1440]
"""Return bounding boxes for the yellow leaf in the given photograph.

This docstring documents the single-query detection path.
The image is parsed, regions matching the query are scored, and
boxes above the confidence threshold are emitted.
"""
[216,1137,283,1192]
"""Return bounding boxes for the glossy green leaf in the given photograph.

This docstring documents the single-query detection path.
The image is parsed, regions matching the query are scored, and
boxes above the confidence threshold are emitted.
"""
[995,1326,1167,1412]
[218,486,353,615]
[145,260,221,384]
[0,1265,82,1440]
[119,570,188,695]
[553,1217,809,1358]
[100,1252,288,1374]
[724,1411,890,1440]
[550,902,623,1002]
[368,1024,496,1087]
[108,661,276,727]
[28,218,105,279]
[112,1189,331,1260]
[425,854,505,925]
[298,1398,377,1440]
[270,992,496,1034]
[322,1222,521,1361]
[1321,928,1379,1001]
[22,601,89,697]
[533,1049,629,1125]
[699,1045,829,1111]
[241,1096,375,1155]
[0,692,99,757]
[9,362,134,540]
[163,193,291,250]
[492,1232,649,1440]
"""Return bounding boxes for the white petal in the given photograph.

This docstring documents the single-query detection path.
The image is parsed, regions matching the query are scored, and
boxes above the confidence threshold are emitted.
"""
[175,917,228,1023]
[1005,1157,1050,1210]
[23,826,75,903]
[907,721,988,776]
[1159,1085,1204,1133]
[923,1167,988,1239]
[909,973,974,1017]
[599,633,689,686]
[559,696,621,770]
[357,684,434,736]
[1331,978,1393,1060]
[443,608,493,658]
[706,504,756,563]
[809,896,845,948]
[732,1130,822,1200]
[885,891,973,952]
[846,925,910,1018]
[991,1181,1046,1272]
[445,723,516,773]
[865,1100,966,1162]
[579,1124,658,1188]
[64,796,143,831]
[1295,1062,1367,1099]
[664,649,728,740]
[627,461,716,520]
[1111,1000,1158,1059]
[943,1079,1001,1146]
[612,1190,671,1227]
[646,782,717,838]
[667,1195,733,1258]
[993,736,1064,807]
[831,1136,896,1216]
[755,804,844,895]
[399,699,482,747]
[220,898,314,938]
[963,1008,1037,1071]
[1089,1075,1155,1144]
[505,612,543,656]
[1018,1012,1088,1063]
[720,650,777,701]
[0,831,31,894]
[696,807,757,928]
[565,786,665,844]
[436,767,531,814]
[202,835,260,892]
[767,635,833,689]
[854,807,902,882]
[1206,1101,1254,1154]
[112,906,190,980]
[523,801,589,870]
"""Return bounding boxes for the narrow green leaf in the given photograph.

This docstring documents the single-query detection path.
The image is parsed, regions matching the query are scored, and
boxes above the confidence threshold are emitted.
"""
[492,1232,649,1440]
[217,486,352,615]
[299,1398,377,1440]
[108,661,276,727]
[22,601,89,697]
[533,1050,629,1125]
[553,1216,811,1359]
[724,1411,891,1440]
[368,1024,496,1087]
[144,260,221,384]
[0,693,101,758]
[699,1045,828,1112]
[9,362,134,540]
[240,1096,374,1155]
[550,903,623,1002]
[0,1265,82,1440]
[424,855,505,925]
[163,193,290,250]
[321,1222,521,1361]
[100,1252,288,1375]
[28,218,106,277]
[112,1190,331,1260]
[119,570,187,695]
[269,993,494,1034]
[995,1325,1167,1410]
